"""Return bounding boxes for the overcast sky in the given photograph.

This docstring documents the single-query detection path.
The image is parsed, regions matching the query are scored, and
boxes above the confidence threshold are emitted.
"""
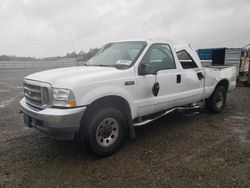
[0,0,249,57]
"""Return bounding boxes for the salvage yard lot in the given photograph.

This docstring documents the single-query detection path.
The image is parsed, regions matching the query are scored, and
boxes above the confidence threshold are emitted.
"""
[0,68,250,187]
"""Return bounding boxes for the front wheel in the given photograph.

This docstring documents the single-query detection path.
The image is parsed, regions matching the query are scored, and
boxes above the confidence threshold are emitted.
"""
[83,107,127,157]
[206,85,227,113]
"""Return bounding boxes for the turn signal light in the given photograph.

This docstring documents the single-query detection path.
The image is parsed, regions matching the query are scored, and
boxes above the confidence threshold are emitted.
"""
[68,101,76,107]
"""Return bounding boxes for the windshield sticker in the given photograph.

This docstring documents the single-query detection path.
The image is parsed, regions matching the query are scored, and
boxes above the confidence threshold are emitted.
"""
[116,60,132,66]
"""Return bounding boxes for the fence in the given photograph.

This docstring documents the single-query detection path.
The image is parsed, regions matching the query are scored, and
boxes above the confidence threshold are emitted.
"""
[0,61,84,69]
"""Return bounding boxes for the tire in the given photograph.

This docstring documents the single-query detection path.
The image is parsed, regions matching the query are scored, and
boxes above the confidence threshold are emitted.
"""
[206,85,227,113]
[82,107,127,157]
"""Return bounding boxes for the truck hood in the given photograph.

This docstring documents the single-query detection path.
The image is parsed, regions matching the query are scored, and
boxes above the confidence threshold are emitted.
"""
[25,66,123,87]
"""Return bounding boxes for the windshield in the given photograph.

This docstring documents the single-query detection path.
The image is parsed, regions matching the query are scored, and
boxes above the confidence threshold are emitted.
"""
[87,41,147,69]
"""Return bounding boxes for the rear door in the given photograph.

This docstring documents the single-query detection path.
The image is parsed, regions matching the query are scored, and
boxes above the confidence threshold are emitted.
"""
[176,49,204,104]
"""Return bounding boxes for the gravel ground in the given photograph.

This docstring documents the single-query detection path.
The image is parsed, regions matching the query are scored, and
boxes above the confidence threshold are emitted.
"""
[0,68,250,188]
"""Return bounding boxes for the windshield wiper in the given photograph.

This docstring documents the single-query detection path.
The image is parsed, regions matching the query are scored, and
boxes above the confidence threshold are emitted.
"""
[85,64,123,69]
[96,64,113,67]
[90,64,116,68]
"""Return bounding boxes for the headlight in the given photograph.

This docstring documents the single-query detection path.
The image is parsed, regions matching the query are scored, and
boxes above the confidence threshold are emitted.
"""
[52,88,76,108]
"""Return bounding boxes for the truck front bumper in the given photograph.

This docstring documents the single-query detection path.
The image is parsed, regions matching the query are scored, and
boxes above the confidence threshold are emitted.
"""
[20,98,86,140]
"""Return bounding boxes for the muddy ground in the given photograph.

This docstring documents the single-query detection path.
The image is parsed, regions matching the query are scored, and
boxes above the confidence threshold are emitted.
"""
[0,68,250,188]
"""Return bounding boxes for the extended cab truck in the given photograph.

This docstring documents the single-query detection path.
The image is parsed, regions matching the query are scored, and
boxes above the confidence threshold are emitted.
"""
[20,39,237,156]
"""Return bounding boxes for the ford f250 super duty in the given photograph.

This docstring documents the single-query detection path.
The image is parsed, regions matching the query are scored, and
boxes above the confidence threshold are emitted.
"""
[20,39,237,156]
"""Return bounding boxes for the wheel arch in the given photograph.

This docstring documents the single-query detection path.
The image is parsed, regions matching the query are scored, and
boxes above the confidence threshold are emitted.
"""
[206,79,228,113]
[80,95,135,138]
[215,79,229,91]
[85,95,132,117]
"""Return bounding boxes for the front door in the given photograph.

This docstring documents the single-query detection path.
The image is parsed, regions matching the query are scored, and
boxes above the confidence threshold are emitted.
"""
[135,43,182,116]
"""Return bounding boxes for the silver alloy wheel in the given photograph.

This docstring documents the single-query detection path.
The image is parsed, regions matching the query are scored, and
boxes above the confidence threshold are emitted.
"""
[96,117,119,147]
[216,91,224,109]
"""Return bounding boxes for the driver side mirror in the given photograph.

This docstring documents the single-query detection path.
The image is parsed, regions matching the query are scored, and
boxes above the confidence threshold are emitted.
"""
[139,63,158,75]
[138,63,160,97]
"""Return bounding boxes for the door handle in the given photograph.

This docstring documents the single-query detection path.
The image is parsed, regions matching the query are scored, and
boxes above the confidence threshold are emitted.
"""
[197,72,204,80]
[177,74,181,83]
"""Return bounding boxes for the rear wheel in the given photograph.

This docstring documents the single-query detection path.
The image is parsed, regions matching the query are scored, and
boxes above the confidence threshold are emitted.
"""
[82,107,127,157]
[206,85,227,113]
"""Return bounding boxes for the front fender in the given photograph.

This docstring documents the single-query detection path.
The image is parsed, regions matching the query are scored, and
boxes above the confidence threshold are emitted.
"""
[77,85,138,119]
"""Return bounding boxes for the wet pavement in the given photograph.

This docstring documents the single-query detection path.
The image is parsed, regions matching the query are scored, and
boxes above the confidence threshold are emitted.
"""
[0,68,250,187]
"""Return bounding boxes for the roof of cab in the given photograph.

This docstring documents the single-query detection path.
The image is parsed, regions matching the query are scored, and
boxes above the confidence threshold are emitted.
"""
[113,38,176,45]
[113,38,190,50]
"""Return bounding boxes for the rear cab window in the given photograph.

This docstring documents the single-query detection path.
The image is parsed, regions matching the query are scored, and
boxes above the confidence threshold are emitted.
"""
[177,50,198,69]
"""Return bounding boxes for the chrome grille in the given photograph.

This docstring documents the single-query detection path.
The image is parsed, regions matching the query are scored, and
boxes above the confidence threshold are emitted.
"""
[23,80,50,108]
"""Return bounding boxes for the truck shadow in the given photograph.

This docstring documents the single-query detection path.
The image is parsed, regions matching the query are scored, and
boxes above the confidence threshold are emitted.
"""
[30,109,225,162]
[33,112,198,160]
[134,111,203,139]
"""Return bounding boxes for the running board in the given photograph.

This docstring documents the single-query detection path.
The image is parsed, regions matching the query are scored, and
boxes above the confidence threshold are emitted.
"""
[133,105,202,127]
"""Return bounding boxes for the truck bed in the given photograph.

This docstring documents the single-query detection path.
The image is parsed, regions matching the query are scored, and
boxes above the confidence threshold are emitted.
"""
[203,65,237,98]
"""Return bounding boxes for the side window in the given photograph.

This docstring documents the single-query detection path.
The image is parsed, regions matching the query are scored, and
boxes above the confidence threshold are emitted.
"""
[177,50,198,69]
[141,44,176,74]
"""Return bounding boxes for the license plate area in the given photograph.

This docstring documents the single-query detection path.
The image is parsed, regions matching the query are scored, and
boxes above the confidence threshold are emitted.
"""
[23,114,43,127]
[24,113,32,128]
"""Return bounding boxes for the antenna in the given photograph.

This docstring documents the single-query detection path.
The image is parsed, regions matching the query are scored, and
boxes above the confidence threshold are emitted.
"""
[69,33,79,66]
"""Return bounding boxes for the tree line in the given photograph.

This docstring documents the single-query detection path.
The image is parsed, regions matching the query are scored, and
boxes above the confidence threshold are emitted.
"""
[0,48,99,61]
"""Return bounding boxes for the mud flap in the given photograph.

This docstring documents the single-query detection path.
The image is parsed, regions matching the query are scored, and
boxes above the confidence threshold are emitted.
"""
[128,118,136,138]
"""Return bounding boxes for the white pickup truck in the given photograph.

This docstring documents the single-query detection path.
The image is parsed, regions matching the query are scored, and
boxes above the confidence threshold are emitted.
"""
[20,39,237,156]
